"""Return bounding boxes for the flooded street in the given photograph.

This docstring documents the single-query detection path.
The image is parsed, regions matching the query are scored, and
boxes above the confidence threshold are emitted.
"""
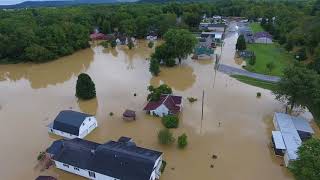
[0,34,310,180]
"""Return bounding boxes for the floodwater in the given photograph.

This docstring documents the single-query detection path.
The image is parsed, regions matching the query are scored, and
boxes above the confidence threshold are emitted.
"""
[1,33,317,180]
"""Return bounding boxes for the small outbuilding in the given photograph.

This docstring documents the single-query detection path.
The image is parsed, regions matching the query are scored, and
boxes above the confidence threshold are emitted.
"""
[123,109,136,121]
[48,110,98,139]
[254,32,273,44]
[35,176,57,180]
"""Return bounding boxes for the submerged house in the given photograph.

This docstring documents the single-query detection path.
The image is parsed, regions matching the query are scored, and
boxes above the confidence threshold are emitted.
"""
[48,110,97,139]
[272,113,314,167]
[193,46,214,60]
[46,137,164,180]
[254,32,273,44]
[143,94,183,117]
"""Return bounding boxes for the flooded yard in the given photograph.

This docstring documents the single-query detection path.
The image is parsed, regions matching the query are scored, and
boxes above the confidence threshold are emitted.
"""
[0,35,304,180]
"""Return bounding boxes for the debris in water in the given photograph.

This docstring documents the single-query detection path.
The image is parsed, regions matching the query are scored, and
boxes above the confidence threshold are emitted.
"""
[280,163,284,167]
[171,167,175,170]
[134,93,137,97]
[69,107,73,109]
[210,164,214,168]
[212,154,218,159]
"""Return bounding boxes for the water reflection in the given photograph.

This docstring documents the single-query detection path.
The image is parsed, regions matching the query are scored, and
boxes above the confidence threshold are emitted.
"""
[150,64,196,91]
[0,48,94,89]
[77,98,99,115]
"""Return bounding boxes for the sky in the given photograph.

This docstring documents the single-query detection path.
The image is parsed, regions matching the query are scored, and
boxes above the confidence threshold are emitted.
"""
[0,0,61,5]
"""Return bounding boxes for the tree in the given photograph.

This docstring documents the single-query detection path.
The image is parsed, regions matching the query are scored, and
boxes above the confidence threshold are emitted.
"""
[295,48,307,61]
[163,29,197,63]
[76,73,96,100]
[111,39,117,48]
[100,41,109,48]
[158,129,175,145]
[151,44,176,67]
[177,133,188,149]
[266,61,275,72]
[183,12,201,28]
[149,58,160,76]
[236,35,246,51]
[148,41,154,48]
[147,84,172,101]
[290,138,320,180]
[162,115,179,128]
[273,63,318,111]
[127,39,134,50]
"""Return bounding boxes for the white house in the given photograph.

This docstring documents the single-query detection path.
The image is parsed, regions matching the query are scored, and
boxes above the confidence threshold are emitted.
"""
[48,110,97,139]
[143,94,183,117]
[272,113,314,167]
[46,137,164,180]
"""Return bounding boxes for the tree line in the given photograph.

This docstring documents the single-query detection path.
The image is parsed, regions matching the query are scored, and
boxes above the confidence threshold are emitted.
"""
[0,0,319,65]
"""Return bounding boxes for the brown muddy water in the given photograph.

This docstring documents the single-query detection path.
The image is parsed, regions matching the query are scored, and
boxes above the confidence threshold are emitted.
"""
[1,34,316,180]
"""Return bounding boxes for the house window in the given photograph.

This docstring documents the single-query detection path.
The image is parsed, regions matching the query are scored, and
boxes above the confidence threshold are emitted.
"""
[89,171,95,178]
[74,167,80,171]
[82,122,85,126]
[63,164,69,168]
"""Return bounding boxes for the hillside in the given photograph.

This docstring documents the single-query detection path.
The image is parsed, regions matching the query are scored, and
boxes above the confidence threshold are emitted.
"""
[0,0,137,9]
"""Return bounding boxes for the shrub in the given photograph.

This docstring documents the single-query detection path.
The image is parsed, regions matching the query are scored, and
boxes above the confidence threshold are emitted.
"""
[76,73,96,100]
[111,39,117,48]
[165,58,176,67]
[177,133,188,149]
[187,97,197,103]
[248,55,256,65]
[158,129,175,145]
[266,62,275,72]
[162,115,179,128]
[148,41,154,48]
[100,41,109,48]
[128,39,134,50]
[37,151,46,161]
[256,92,261,98]
[109,112,114,116]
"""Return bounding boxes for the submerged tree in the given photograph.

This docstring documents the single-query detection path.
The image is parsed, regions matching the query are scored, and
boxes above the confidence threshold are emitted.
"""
[290,138,320,180]
[236,35,246,51]
[149,58,160,76]
[128,39,134,50]
[163,29,197,64]
[177,133,188,149]
[76,73,96,100]
[147,84,172,101]
[111,39,117,48]
[158,129,175,145]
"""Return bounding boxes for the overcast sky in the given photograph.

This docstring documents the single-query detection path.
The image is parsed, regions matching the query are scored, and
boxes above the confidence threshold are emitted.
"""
[0,0,56,5]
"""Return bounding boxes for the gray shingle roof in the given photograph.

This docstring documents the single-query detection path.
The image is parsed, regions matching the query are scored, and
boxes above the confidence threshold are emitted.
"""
[52,110,92,136]
[47,137,163,180]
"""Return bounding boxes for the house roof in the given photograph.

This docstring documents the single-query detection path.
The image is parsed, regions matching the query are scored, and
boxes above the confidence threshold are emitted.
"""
[291,116,314,134]
[272,131,286,150]
[47,137,162,180]
[143,94,182,114]
[35,176,57,180]
[274,113,303,160]
[52,110,93,136]
[254,32,272,39]
[123,110,136,118]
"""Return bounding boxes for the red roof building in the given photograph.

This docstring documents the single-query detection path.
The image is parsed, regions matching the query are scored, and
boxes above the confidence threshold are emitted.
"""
[90,32,107,41]
[143,94,183,117]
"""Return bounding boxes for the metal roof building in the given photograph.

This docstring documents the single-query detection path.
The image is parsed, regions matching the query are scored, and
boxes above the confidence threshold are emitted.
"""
[272,113,314,166]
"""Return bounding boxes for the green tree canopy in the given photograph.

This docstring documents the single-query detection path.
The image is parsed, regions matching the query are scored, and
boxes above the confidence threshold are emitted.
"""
[163,29,197,63]
[149,58,160,76]
[76,73,96,100]
[236,35,246,51]
[290,138,320,180]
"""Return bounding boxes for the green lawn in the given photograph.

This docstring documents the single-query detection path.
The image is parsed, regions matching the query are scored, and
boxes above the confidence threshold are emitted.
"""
[231,75,278,91]
[249,22,264,33]
[244,43,292,76]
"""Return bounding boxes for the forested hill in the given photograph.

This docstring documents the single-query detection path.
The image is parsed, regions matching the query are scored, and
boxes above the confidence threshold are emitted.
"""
[0,0,137,9]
